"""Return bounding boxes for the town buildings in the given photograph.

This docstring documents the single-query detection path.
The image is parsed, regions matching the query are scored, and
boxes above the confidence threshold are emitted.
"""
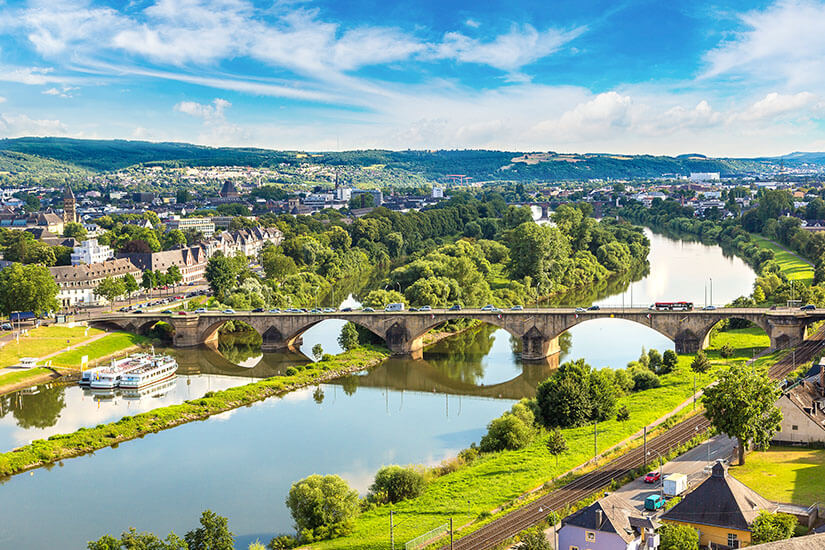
[71,239,114,266]
[558,493,660,550]
[165,216,216,237]
[118,245,210,284]
[773,365,825,444]
[49,258,141,307]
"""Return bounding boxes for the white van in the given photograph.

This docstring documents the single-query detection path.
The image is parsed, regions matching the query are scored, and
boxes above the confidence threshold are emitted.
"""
[384,303,405,312]
[663,473,688,497]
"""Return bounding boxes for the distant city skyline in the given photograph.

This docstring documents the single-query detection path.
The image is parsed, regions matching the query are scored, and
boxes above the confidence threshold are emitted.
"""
[0,0,824,156]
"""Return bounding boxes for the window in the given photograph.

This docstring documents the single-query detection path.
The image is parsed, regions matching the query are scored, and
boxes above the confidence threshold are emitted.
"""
[792,425,798,431]
[728,533,739,548]
[585,532,595,542]
[569,546,579,550]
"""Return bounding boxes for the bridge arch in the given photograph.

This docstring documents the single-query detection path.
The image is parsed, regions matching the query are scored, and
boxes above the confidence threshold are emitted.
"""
[279,317,389,353]
[405,314,527,359]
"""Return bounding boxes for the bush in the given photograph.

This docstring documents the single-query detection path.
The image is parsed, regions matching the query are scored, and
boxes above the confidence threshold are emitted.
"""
[284,367,298,376]
[268,535,299,549]
[479,414,532,452]
[631,368,661,391]
[286,475,359,542]
[515,528,551,550]
[368,465,426,504]
[751,511,797,544]
[458,446,479,463]
[659,522,699,550]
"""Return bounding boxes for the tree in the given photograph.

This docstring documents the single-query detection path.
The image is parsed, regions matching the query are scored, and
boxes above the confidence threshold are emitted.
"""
[176,189,193,204]
[64,222,87,241]
[703,365,782,465]
[368,465,426,504]
[545,429,568,467]
[260,247,298,280]
[94,276,126,305]
[750,511,796,544]
[0,263,59,316]
[479,413,533,452]
[719,343,734,359]
[167,265,183,288]
[662,349,678,373]
[690,350,711,374]
[88,529,187,550]
[285,475,359,541]
[142,270,157,291]
[205,253,238,299]
[312,344,324,361]
[647,349,663,373]
[616,404,630,423]
[122,273,139,303]
[659,522,699,550]
[515,529,551,550]
[184,510,234,550]
[337,322,359,351]
[753,285,766,303]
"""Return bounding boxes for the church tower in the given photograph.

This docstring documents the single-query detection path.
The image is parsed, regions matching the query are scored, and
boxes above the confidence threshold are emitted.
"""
[63,185,77,225]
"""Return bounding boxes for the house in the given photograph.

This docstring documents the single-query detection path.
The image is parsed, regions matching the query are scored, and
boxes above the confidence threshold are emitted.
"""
[118,245,209,283]
[49,258,142,307]
[37,212,64,235]
[71,239,114,266]
[558,493,659,550]
[773,365,825,444]
[24,227,77,248]
[165,216,215,237]
[661,461,778,549]
[202,227,283,258]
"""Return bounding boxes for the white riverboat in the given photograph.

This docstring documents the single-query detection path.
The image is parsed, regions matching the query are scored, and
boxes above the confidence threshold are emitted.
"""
[118,354,177,389]
[86,353,156,390]
[79,366,106,385]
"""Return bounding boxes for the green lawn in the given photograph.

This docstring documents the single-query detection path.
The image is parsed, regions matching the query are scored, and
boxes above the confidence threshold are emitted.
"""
[730,447,825,505]
[0,326,105,367]
[750,234,814,285]
[49,332,150,369]
[0,367,53,389]
[310,354,722,550]
[707,326,770,358]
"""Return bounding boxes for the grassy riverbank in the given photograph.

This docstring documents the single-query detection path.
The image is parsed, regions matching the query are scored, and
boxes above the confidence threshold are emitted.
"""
[0,367,57,395]
[0,346,388,478]
[750,234,814,284]
[49,332,151,369]
[308,343,778,550]
[0,326,106,366]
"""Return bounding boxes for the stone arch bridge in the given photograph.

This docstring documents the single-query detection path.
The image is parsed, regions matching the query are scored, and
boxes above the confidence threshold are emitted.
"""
[90,307,825,362]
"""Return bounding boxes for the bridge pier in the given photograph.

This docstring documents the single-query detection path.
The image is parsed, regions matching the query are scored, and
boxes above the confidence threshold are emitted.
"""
[171,318,206,348]
[768,321,807,351]
[521,328,559,362]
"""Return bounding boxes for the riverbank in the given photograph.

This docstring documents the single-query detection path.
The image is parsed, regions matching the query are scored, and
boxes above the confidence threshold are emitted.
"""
[307,336,777,550]
[0,346,388,478]
[0,367,60,396]
[749,234,814,284]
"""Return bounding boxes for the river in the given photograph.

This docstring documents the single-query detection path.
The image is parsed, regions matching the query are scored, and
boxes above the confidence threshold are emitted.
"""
[0,228,757,549]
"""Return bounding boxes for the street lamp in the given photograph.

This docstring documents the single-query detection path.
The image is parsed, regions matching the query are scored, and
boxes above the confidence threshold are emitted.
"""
[647,450,664,495]
[709,277,713,306]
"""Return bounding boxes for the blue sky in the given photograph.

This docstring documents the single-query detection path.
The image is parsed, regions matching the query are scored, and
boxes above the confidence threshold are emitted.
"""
[0,0,823,156]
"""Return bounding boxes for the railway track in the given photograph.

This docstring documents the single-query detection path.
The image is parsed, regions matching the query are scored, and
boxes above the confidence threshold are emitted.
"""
[441,327,825,550]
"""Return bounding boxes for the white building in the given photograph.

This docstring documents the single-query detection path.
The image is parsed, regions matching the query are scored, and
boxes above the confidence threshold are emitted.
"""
[689,172,721,182]
[50,258,141,307]
[71,239,114,266]
[432,187,444,199]
[165,216,215,237]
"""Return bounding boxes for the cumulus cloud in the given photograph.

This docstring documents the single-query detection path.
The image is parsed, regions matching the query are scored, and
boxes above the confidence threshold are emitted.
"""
[552,91,633,137]
[738,92,819,121]
[0,113,68,137]
[174,98,231,120]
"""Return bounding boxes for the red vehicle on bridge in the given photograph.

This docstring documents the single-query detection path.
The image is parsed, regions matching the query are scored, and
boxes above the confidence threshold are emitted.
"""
[651,301,694,311]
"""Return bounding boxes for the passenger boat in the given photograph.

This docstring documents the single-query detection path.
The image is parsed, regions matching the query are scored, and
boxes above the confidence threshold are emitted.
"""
[86,353,153,389]
[118,354,177,389]
[79,366,106,385]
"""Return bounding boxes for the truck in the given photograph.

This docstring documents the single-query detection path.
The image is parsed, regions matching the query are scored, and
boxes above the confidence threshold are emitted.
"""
[663,473,688,497]
[384,303,405,312]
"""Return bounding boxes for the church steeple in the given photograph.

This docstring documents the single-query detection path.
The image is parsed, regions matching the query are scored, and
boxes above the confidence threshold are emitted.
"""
[63,184,77,224]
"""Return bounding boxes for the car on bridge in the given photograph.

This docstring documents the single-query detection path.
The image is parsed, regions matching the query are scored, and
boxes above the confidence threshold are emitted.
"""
[268,308,281,313]
[702,305,717,310]
[363,307,375,312]
[449,304,462,311]
[587,305,600,311]
[222,309,236,314]
[419,305,432,312]
[575,307,586,313]
[195,308,207,313]
[801,304,817,311]
[252,308,265,313]
[161,310,172,314]
[511,305,523,310]
[481,304,500,312]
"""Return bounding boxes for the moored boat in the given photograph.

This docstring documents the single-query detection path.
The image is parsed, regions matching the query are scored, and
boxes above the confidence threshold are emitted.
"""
[118,354,177,389]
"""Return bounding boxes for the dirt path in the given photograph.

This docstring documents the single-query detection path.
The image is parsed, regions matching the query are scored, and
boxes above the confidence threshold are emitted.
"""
[761,236,814,267]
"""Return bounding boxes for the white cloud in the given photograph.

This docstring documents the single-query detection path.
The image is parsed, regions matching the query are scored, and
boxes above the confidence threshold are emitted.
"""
[465,18,480,29]
[703,0,825,87]
[0,113,68,137]
[436,24,584,72]
[551,91,633,138]
[174,98,231,120]
[0,97,5,104]
[738,92,819,121]
[21,3,125,56]
[0,66,67,85]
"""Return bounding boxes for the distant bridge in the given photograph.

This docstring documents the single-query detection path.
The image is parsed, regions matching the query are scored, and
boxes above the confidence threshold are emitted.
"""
[89,307,824,362]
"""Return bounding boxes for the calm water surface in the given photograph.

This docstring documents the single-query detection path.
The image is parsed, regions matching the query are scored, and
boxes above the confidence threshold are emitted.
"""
[0,229,758,549]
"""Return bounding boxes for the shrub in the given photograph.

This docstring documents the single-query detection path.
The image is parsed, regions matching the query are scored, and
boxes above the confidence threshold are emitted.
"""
[457,446,479,463]
[515,528,551,550]
[631,368,661,391]
[751,511,797,544]
[284,367,298,376]
[268,535,299,549]
[368,465,426,504]
[659,523,699,550]
[286,475,359,542]
[479,414,532,452]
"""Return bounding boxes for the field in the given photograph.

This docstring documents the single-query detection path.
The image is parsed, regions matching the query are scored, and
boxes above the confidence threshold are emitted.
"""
[730,446,825,505]
[0,326,105,367]
[49,332,150,369]
[707,326,771,358]
[751,234,814,285]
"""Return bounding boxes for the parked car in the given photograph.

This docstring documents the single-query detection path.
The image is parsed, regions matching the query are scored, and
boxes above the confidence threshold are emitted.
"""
[1,323,11,330]
[252,308,265,313]
[644,494,666,511]
[449,304,462,311]
[363,307,375,312]
[511,305,524,310]
[587,305,600,311]
[222,309,236,314]
[801,304,817,311]
[644,471,661,483]
[195,308,207,313]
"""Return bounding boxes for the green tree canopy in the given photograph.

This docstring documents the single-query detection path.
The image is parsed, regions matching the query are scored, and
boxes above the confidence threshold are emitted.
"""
[285,475,359,542]
[750,511,796,544]
[368,465,426,504]
[0,263,60,315]
[659,522,699,550]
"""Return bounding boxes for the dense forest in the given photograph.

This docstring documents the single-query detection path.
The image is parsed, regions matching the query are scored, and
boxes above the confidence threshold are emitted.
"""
[0,137,798,183]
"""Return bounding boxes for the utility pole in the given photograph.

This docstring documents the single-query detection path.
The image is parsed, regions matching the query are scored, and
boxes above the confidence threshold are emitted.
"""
[390,510,394,550]
[709,277,713,306]
[450,518,454,550]
[643,426,647,468]
[594,420,598,459]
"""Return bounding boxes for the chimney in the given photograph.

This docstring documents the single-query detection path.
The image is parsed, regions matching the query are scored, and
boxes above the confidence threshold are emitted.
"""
[596,509,603,529]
